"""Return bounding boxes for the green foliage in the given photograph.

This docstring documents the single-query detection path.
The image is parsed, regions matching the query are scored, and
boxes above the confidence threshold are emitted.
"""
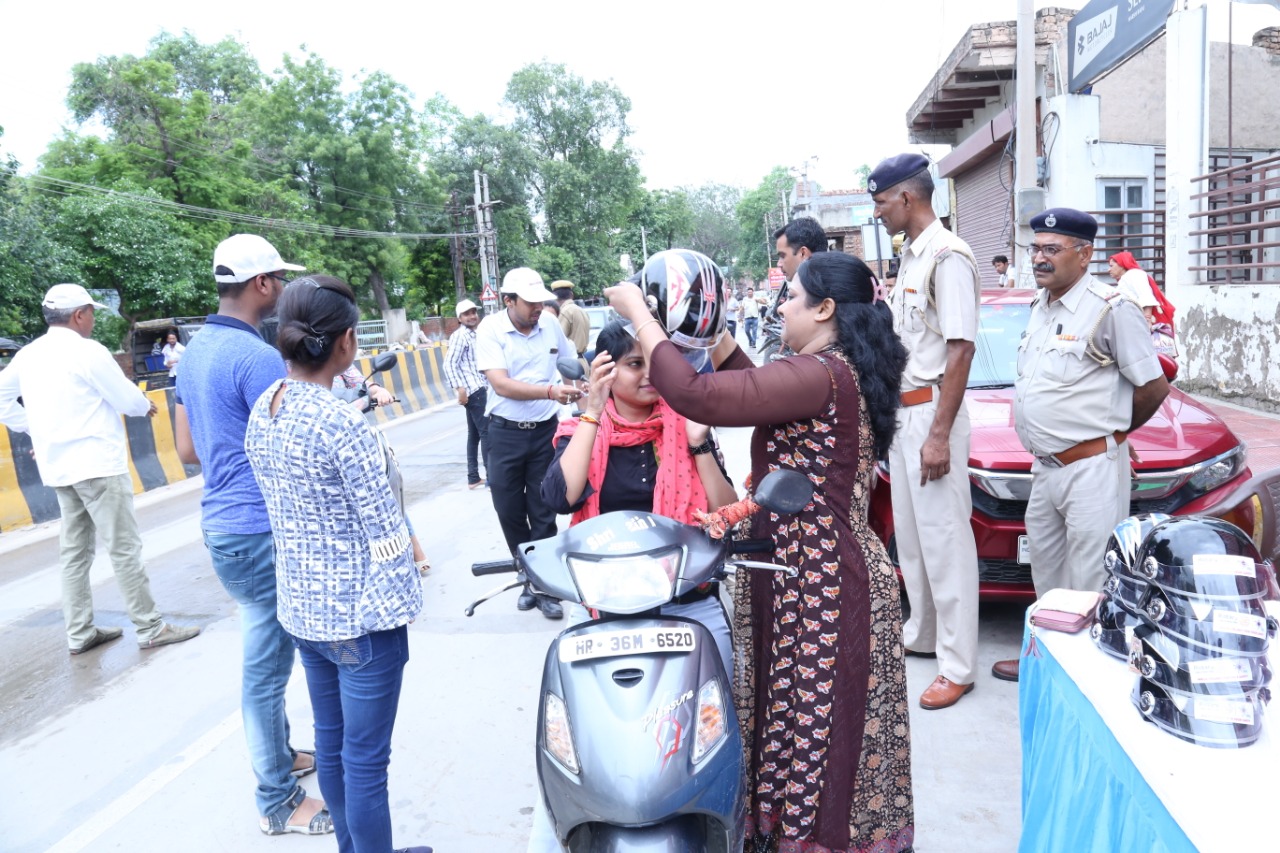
[90,313,131,353]
[736,167,793,280]
[686,183,742,269]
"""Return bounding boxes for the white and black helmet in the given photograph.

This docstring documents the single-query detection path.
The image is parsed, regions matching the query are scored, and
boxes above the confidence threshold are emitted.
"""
[632,249,727,359]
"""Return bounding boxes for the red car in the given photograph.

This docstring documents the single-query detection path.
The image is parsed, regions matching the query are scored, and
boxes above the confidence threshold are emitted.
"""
[868,289,1252,602]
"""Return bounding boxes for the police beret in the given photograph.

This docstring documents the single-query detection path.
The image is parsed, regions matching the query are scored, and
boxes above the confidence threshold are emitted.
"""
[868,153,930,194]
[1030,208,1098,242]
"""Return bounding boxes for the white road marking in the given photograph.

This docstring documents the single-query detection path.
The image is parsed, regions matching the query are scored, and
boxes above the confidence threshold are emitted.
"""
[44,711,243,853]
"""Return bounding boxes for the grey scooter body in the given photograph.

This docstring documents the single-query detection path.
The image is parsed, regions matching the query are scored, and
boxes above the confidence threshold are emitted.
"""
[520,511,746,852]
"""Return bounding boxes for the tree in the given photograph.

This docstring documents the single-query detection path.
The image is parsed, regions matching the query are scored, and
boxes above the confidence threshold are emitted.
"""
[736,167,793,280]
[685,183,742,269]
[503,63,642,293]
[254,52,447,312]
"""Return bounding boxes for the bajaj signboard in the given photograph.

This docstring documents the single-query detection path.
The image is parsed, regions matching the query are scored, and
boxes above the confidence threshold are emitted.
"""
[1068,0,1176,93]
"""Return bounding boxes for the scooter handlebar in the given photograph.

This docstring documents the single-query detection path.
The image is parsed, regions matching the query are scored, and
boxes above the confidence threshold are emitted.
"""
[731,538,774,555]
[472,559,519,576]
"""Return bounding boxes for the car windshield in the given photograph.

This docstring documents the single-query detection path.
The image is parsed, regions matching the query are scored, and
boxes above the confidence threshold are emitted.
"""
[968,303,1031,388]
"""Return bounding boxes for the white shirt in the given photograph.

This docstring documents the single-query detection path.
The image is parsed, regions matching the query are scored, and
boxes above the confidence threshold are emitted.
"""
[474,308,574,421]
[1115,269,1157,309]
[0,326,152,486]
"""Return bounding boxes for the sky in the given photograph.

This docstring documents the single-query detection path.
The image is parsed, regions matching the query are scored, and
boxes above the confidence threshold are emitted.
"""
[1,0,1276,194]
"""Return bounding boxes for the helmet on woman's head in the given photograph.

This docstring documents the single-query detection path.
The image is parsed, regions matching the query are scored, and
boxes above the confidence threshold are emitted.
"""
[635,249,726,354]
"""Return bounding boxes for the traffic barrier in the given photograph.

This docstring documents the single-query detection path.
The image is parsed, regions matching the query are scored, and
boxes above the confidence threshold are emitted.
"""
[0,388,200,534]
[0,346,454,533]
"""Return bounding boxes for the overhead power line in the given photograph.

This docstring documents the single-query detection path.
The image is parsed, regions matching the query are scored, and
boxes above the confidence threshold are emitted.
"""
[10,169,480,241]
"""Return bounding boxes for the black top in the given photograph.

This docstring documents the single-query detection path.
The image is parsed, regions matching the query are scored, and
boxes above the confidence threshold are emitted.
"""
[540,434,730,517]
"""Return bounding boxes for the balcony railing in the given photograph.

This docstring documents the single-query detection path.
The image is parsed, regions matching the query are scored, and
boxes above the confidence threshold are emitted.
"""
[1085,208,1166,285]
[1189,153,1280,285]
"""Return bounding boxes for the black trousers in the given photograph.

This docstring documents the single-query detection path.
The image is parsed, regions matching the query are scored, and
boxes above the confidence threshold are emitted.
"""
[464,388,490,485]
[486,416,558,554]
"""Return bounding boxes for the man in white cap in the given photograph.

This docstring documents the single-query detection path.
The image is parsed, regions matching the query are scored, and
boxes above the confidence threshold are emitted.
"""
[443,298,490,489]
[173,234,332,836]
[0,284,201,654]
[475,268,584,619]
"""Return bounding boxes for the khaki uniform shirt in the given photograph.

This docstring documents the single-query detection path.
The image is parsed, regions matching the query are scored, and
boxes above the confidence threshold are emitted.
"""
[892,219,980,391]
[558,300,590,356]
[1013,274,1163,456]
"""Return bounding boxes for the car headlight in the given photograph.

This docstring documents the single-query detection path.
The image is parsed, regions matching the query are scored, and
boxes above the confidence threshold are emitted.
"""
[1185,445,1247,496]
[567,548,682,614]
[692,678,728,764]
[543,692,579,774]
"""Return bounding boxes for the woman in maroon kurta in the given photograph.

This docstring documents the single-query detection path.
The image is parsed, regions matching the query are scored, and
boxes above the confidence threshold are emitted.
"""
[608,252,913,853]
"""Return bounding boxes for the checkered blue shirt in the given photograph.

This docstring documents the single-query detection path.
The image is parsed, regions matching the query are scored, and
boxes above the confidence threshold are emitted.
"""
[245,379,422,642]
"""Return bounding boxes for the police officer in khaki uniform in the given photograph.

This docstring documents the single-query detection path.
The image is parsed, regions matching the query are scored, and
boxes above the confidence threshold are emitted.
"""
[871,153,981,710]
[552,280,590,358]
[992,208,1169,682]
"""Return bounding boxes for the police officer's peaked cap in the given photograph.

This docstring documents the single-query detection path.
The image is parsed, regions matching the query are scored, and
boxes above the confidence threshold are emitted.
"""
[867,153,930,194]
[1030,208,1099,242]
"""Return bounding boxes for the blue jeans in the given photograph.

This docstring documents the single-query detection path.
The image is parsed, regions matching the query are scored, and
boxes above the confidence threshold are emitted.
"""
[203,530,300,818]
[744,316,759,348]
[295,626,410,853]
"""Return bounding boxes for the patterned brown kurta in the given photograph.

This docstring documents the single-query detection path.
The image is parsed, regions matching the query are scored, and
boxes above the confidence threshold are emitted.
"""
[650,342,914,853]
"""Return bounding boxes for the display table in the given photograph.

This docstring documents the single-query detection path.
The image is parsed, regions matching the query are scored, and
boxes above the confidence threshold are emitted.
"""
[1018,621,1276,852]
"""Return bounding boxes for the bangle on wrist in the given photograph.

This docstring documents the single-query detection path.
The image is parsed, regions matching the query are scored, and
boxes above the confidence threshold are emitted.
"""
[689,437,715,456]
[579,414,601,426]
[633,318,660,337]
[547,384,555,399]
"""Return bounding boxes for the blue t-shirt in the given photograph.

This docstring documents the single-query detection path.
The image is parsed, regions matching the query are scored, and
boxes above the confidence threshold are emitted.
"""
[175,315,285,533]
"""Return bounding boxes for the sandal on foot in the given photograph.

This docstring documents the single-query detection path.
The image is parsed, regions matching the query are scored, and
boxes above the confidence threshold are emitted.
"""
[290,749,317,779]
[260,788,333,836]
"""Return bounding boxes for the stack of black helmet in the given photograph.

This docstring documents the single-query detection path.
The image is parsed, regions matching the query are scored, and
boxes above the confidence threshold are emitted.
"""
[1096,515,1276,748]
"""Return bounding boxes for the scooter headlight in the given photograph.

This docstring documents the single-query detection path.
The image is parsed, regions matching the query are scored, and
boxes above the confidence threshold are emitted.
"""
[567,548,682,614]
[692,677,728,763]
[543,692,579,774]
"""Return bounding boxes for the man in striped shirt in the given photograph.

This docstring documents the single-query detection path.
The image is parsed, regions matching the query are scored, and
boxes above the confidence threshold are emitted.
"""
[444,299,490,489]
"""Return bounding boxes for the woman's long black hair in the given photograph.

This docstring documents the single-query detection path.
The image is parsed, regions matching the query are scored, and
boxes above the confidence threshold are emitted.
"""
[795,253,907,460]
[275,275,360,368]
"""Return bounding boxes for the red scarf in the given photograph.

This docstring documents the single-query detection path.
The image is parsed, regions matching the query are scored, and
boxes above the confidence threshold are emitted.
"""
[552,397,707,526]
[1110,251,1176,328]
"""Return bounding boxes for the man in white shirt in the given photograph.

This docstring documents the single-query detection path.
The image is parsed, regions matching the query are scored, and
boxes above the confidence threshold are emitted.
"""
[475,268,583,619]
[0,284,200,654]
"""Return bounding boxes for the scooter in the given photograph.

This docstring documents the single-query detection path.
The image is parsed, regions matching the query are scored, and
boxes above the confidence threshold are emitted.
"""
[757,281,789,364]
[466,469,813,852]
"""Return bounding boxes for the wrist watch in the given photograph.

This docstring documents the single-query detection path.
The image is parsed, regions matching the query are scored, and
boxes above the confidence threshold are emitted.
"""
[688,437,715,456]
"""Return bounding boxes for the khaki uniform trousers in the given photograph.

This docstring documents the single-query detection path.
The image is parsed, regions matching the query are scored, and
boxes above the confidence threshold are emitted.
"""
[890,401,979,684]
[54,473,164,648]
[1025,440,1131,597]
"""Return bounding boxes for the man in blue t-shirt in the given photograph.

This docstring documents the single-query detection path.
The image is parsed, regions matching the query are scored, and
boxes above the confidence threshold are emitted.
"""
[175,235,332,837]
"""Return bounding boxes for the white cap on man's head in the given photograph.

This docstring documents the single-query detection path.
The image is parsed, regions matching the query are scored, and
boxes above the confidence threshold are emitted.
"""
[456,299,479,317]
[213,234,305,284]
[499,267,557,303]
[43,283,107,312]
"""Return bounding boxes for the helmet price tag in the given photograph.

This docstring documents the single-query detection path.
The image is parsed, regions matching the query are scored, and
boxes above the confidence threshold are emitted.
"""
[1192,553,1256,577]
[1187,657,1252,684]
[1212,609,1267,639]
[1192,695,1255,726]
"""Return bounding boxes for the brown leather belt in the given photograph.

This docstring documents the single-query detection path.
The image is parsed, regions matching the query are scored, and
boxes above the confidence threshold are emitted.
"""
[1047,431,1128,467]
[900,387,936,407]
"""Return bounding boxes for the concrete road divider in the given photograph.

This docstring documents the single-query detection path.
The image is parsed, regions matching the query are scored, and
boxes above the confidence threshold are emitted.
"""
[1,345,455,533]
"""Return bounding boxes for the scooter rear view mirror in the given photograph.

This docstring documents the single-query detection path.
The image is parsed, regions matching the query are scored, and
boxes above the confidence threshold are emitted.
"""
[557,357,586,382]
[754,469,814,515]
[370,352,398,374]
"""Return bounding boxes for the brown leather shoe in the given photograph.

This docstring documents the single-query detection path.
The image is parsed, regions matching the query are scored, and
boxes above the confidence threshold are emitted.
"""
[919,675,974,710]
[992,658,1020,682]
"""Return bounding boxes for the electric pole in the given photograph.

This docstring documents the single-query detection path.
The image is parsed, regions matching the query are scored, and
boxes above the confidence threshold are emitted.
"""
[473,171,491,298]
[448,191,466,301]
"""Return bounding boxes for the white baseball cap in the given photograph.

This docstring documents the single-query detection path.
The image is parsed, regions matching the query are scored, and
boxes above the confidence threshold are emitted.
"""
[499,267,557,303]
[213,234,305,284]
[456,299,479,317]
[43,283,108,311]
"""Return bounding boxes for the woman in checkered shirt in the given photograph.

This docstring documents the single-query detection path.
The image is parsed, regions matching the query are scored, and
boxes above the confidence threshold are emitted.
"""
[245,275,430,853]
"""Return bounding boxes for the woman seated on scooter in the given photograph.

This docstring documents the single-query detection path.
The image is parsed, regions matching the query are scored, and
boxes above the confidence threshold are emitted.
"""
[539,319,738,673]
[244,275,431,853]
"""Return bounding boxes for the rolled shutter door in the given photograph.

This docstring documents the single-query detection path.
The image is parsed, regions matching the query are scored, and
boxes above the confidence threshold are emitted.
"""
[953,152,1014,288]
